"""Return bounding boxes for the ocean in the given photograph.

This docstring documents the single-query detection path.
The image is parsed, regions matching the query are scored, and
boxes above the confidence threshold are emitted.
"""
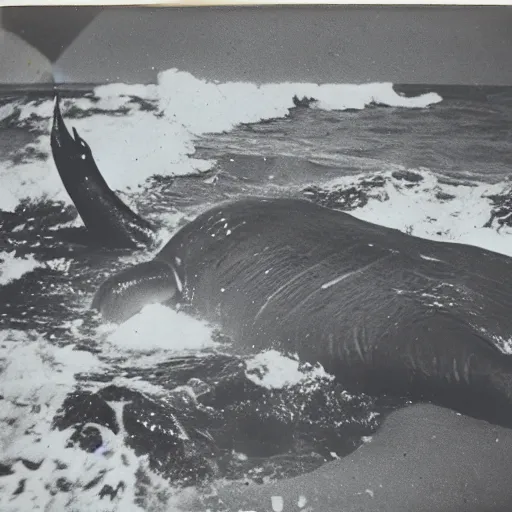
[1,70,512,511]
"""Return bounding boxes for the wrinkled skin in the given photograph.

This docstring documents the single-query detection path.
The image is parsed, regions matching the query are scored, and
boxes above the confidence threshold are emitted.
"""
[96,196,512,427]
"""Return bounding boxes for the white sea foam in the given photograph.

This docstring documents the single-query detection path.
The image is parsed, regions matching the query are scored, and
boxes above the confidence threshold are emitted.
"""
[245,350,333,389]
[0,331,109,510]
[0,101,19,123]
[0,251,41,285]
[316,167,512,258]
[0,333,103,466]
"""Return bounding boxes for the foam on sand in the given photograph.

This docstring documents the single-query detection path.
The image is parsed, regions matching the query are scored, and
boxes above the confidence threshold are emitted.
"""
[105,303,217,353]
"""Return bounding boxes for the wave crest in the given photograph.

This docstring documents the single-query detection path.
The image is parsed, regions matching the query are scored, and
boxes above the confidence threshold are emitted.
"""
[0,70,441,211]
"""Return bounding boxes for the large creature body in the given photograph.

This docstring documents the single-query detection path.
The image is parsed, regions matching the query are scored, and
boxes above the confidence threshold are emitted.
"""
[50,97,512,429]
[96,196,512,427]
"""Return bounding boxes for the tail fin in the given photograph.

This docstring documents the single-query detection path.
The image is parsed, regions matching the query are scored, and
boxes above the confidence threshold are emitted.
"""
[50,95,157,249]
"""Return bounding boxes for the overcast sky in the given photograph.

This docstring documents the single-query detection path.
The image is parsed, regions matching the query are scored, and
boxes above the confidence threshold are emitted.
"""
[2,6,512,86]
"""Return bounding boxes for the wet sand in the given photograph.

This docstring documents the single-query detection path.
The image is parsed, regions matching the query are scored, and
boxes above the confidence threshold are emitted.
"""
[212,404,512,512]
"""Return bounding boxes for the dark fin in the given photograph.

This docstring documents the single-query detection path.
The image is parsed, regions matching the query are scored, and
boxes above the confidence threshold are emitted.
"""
[50,95,157,250]
[91,260,181,323]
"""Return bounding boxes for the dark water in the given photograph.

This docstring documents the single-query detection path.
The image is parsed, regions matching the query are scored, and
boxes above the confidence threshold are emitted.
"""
[0,84,511,510]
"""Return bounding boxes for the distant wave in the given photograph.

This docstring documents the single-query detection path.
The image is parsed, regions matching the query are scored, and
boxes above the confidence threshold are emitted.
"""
[0,69,441,211]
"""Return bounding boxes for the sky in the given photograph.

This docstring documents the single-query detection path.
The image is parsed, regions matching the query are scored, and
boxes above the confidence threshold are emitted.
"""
[2,6,512,86]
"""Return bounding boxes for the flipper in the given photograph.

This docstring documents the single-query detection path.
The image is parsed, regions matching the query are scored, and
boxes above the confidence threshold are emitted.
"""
[91,260,180,323]
[50,95,157,249]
